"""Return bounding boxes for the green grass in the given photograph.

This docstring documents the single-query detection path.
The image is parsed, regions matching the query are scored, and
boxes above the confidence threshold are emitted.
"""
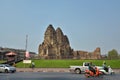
[0,60,6,63]
[16,59,120,68]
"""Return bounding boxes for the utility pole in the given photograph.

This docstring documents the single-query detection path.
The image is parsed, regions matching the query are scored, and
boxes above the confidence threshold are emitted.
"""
[25,35,28,51]
[24,35,28,60]
[24,35,28,68]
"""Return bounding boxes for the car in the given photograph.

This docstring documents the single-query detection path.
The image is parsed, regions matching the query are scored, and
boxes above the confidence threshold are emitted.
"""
[0,64,16,73]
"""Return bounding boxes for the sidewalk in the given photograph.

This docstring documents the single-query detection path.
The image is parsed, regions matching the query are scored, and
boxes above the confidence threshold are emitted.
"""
[16,68,120,73]
[16,68,69,72]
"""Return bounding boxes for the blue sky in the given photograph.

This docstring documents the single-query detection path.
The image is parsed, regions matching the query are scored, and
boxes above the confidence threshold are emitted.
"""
[0,0,120,54]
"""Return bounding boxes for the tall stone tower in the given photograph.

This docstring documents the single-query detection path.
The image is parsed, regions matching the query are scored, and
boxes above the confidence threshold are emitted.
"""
[38,24,72,59]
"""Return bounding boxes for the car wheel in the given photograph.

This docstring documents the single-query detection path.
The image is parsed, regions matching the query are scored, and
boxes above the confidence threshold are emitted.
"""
[75,68,81,74]
[12,71,16,73]
[5,69,8,73]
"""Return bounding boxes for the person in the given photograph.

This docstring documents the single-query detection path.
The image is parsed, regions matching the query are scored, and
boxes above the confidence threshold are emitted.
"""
[94,66,100,76]
[88,62,96,74]
[102,61,108,72]
[31,61,35,69]
[13,62,16,67]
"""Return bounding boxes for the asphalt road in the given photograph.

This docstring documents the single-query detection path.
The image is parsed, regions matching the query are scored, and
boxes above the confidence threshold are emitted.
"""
[0,72,120,80]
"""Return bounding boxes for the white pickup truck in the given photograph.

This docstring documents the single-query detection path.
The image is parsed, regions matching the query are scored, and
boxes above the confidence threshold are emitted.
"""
[69,62,92,74]
[70,62,114,75]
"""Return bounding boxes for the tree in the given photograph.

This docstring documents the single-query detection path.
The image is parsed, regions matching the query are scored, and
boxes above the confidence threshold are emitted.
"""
[119,54,120,59]
[108,49,119,59]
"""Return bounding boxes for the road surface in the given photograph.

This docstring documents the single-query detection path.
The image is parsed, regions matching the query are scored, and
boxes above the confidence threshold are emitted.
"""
[0,72,119,80]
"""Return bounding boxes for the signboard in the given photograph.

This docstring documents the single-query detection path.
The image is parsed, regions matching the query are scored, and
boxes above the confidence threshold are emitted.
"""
[23,60,31,63]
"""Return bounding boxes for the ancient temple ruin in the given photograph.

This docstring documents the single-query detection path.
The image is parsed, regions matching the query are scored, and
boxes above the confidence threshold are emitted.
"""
[73,47,101,59]
[38,24,101,59]
[38,24,73,59]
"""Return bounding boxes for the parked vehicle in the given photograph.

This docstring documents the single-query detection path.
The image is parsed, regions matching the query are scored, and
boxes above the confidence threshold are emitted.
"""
[69,62,90,74]
[0,64,16,73]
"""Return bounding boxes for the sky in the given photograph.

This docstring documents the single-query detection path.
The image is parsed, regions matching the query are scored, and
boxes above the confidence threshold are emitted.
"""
[0,0,120,55]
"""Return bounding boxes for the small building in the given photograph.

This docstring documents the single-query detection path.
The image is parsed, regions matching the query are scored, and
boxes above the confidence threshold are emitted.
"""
[0,47,36,60]
[6,52,17,61]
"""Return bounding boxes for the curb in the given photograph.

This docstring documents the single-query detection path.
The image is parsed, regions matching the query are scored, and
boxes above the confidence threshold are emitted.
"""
[16,68,120,73]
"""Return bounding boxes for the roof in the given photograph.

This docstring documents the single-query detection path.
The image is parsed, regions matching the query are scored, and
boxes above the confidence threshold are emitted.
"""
[6,52,17,56]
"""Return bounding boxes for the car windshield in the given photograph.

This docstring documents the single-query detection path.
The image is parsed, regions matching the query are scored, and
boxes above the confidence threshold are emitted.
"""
[5,64,11,67]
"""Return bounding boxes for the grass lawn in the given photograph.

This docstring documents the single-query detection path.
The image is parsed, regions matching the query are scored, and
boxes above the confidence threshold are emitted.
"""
[0,60,6,63]
[16,59,120,68]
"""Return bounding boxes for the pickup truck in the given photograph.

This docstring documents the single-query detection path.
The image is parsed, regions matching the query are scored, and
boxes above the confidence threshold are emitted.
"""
[70,62,115,75]
[69,62,91,74]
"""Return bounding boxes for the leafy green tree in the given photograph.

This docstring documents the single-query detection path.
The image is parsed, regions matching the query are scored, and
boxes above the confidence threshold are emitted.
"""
[119,54,120,59]
[108,49,119,59]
